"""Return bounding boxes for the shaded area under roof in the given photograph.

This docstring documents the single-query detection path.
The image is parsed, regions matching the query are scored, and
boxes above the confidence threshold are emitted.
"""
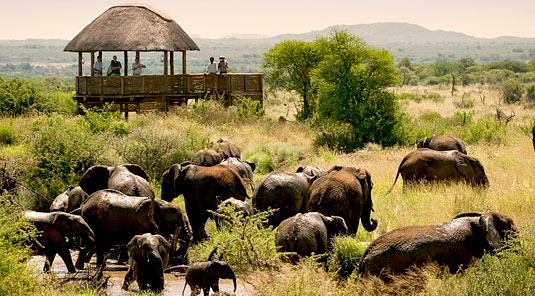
[64,4,200,52]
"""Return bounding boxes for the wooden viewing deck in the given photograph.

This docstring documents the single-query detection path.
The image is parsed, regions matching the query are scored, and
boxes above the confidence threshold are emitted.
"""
[75,73,263,112]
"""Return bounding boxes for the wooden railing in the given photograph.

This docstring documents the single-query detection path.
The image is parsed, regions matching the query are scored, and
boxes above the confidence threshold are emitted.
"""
[76,73,263,98]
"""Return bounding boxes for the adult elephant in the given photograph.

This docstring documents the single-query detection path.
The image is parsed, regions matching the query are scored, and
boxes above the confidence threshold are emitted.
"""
[215,139,241,159]
[122,233,171,293]
[79,164,154,198]
[417,135,467,154]
[182,260,236,296]
[275,212,347,262]
[387,148,489,192]
[359,211,517,276]
[191,148,225,167]
[75,189,191,270]
[25,210,95,273]
[49,186,88,212]
[161,163,248,242]
[252,170,317,227]
[307,166,377,234]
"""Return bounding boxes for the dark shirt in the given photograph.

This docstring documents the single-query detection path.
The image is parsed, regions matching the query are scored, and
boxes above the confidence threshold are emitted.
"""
[111,60,121,75]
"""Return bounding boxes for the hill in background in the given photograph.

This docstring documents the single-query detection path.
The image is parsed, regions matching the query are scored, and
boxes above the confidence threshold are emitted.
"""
[1,23,534,78]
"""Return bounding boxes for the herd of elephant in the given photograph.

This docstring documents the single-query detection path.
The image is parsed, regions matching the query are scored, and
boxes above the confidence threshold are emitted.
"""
[24,136,518,294]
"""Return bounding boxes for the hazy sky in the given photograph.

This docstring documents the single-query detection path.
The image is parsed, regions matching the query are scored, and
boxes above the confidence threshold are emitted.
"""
[2,0,535,39]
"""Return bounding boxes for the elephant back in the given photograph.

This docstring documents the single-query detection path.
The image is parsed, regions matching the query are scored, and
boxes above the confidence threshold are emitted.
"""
[307,169,364,233]
[252,171,311,226]
[191,148,224,167]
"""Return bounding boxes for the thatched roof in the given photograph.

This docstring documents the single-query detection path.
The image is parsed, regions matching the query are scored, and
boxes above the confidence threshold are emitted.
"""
[64,4,199,52]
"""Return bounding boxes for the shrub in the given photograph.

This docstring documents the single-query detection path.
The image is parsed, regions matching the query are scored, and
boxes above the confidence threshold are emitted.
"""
[328,235,368,278]
[244,143,303,173]
[26,115,106,210]
[235,96,265,117]
[0,193,39,295]
[500,79,524,104]
[0,124,16,145]
[80,104,129,135]
[526,84,535,102]
[189,205,280,273]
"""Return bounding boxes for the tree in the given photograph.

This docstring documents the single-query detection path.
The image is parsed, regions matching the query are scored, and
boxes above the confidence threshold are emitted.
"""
[262,40,320,120]
[313,30,403,149]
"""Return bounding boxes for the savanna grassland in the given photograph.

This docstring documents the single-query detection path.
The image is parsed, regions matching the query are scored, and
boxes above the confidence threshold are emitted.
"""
[1,83,535,295]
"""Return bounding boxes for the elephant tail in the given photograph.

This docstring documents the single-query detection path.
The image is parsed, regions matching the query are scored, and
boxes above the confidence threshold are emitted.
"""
[182,279,187,296]
[386,161,403,194]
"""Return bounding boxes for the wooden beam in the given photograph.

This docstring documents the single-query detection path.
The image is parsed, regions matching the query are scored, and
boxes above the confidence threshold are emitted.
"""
[78,52,83,76]
[182,51,186,74]
[124,51,128,76]
[136,51,140,61]
[170,51,174,75]
[91,52,95,76]
[163,51,168,75]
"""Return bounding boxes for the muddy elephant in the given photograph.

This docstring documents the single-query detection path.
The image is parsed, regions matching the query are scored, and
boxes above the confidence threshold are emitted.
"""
[417,135,467,154]
[79,164,154,198]
[296,165,328,178]
[359,211,517,276]
[214,139,241,159]
[275,212,347,262]
[307,166,377,234]
[220,157,255,184]
[219,197,254,217]
[49,186,88,212]
[191,148,225,167]
[182,260,236,296]
[25,210,95,273]
[75,189,191,270]
[252,170,317,227]
[388,148,489,192]
[161,163,248,242]
[122,233,170,293]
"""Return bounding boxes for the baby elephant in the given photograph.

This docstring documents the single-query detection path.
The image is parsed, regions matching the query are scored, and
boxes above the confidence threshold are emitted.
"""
[359,211,517,277]
[275,212,348,263]
[122,233,171,293]
[182,260,236,296]
[417,135,467,154]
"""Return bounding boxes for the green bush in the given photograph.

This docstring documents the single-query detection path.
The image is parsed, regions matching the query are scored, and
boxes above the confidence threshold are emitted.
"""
[115,123,209,180]
[526,84,535,102]
[0,193,39,295]
[500,79,524,104]
[0,124,16,145]
[189,206,280,273]
[80,104,129,135]
[396,92,442,103]
[328,236,368,278]
[235,96,265,117]
[26,115,106,209]
[244,143,303,173]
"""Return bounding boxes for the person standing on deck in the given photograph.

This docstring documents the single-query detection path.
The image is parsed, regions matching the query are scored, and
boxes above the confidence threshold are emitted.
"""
[93,55,102,77]
[132,57,146,75]
[218,56,228,74]
[110,55,122,76]
[207,57,217,74]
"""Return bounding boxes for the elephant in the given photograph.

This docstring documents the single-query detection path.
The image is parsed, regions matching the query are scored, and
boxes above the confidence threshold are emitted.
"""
[161,163,248,242]
[252,170,317,227]
[296,165,328,178]
[75,189,191,270]
[387,148,489,192]
[122,233,171,293]
[275,212,348,262]
[49,186,88,212]
[307,166,377,234]
[215,139,241,159]
[417,135,467,154]
[24,210,95,273]
[191,148,225,167]
[358,211,517,276]
[220,157,256,184]
[182,260,237,296]
[219,197,254,217]
[79,164,154,198]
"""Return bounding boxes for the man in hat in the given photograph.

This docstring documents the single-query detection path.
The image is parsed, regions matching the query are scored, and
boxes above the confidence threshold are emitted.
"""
[218,56,228,74]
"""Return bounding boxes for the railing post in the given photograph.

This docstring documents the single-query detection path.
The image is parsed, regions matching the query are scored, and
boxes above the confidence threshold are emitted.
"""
[182,50,186,74]
[170,51,174,75]
[91,52,95,76]
[78,52,83,76]
[124,51,128,76]
[164,51,168,75]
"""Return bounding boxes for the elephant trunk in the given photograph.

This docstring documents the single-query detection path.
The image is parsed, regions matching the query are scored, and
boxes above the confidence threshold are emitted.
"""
[361,196,378,232]
[232,273,237,292]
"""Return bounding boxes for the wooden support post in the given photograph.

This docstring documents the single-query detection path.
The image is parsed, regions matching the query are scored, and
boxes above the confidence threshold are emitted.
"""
[163,51,168,75]
[78,52,83,76]
[182,50,186,74]
[124,51,128,76]
[91,52,95,76]
[136,51,140,60]
[170,51,174,75]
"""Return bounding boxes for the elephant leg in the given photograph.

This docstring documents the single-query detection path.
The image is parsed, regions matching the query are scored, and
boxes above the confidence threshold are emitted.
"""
[57,246,76,273]
[44,248,56,272]
[202,287,211,296]
[122,266,134,290]
[117,247,128,264]
[211,282,220,294]
[190,212,209,243]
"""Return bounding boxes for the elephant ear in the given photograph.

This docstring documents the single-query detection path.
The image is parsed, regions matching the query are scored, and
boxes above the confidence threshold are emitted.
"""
[454,153,474,179]
[417,137,428,148]
[155,234,171,259]
[127,235,144,262]
[480,214,503,250]
[327,165,344,173]
[321,214,347,236]
[161,164,180,202]
[79,165,110,195]
[122,164,149,181]
[246,161,256,172]
[453,212,482,219]
[355,168,373,193]
[51,212,71,236]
